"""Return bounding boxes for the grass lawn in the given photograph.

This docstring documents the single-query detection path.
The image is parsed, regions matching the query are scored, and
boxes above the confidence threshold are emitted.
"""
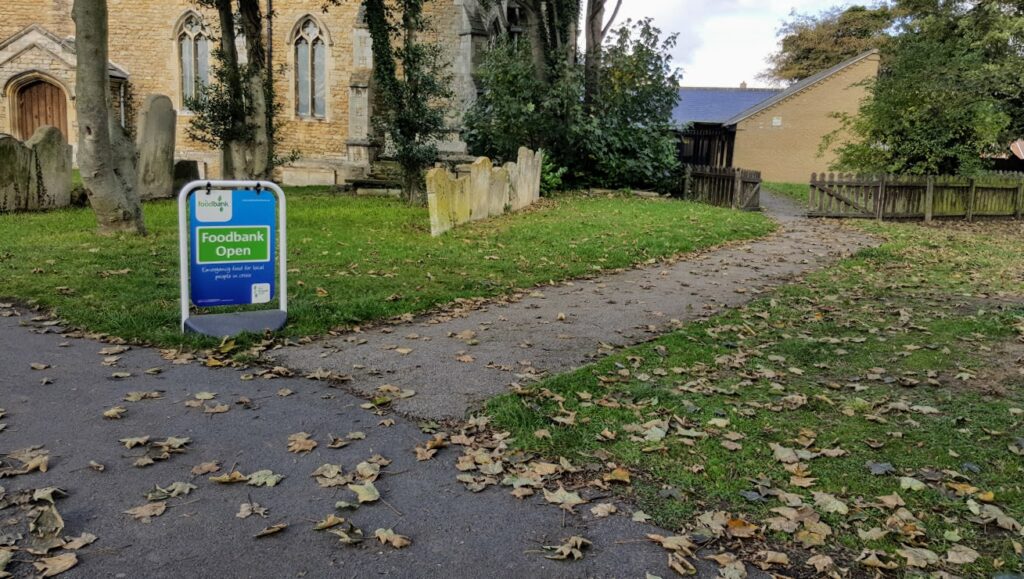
[488,218,1024,574]
[0,188,773,347]
[765,181,809,205]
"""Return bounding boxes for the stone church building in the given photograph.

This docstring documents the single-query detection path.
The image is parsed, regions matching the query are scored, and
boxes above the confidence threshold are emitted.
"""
[0,0,519,185]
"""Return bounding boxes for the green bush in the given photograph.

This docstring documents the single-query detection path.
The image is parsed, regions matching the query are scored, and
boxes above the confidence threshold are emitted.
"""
[464,19,680,193]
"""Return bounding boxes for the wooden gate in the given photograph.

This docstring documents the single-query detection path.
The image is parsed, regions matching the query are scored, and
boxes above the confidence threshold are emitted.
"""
[809,173,878,218]
[678,165,762,211]
[16,80,68,141]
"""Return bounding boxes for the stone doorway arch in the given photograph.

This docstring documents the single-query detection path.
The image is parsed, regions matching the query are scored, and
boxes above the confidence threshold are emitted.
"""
[11,75,68,141]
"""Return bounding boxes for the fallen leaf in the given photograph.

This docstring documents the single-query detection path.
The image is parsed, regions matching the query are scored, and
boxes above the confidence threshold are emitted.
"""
[590,503,617,518]
[124,501,167,523]
[544,536,590,560]
[287,432,317,454]
[806,554,834,573]
[62,533,97,550]
[120,436,150,449]
[255,523,287,538]
[103,406,127,420]
[33,553,77,577]
[247,470,284,487]
[946,544,980,565]
[897,546,939,568]
[191,461,220,476]
[145,481,196,501]
[348,482,380,504]
[237,502,267,519]
[210,471,249,484]
[543,485,586,512]
[314,514,346,530]
[374,528,411,549]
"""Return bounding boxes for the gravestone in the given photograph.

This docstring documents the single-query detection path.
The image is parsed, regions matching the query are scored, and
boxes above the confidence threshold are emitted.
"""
[0,127,72,213]
[26,126,72,210]
[136,95,177,199]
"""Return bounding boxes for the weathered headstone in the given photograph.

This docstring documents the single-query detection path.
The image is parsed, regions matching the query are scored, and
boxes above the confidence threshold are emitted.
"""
[0,127,72,213]
[173,160,201,193]
[26,126,72,210]
[488,166,510,217]
[469,157,492,221]
[427,168,458,236]
[0,134,32,213]
[136,95,177,200]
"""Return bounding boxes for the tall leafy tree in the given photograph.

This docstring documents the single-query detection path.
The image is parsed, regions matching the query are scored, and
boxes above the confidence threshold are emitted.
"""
[187,0,273,179]
[761,4,895,84]
[588,18,680,188]
[832,0,1024,175]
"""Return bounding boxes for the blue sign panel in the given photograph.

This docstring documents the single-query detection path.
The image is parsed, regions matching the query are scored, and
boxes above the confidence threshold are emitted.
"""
[189,189,276,307]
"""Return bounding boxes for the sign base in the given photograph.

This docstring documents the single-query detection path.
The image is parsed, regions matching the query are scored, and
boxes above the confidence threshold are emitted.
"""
[184,309,288,338]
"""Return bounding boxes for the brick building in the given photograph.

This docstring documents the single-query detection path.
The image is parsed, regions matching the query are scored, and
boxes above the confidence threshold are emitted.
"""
[0,0,512,185]
[673,50,881,184]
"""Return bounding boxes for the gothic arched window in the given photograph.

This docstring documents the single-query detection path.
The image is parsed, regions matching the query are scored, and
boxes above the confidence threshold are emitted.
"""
[177,13,210,105]
[294,17,328,118]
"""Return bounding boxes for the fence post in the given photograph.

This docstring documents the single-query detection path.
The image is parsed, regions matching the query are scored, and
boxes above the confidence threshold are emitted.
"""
[966,178,976,222]
[681,165,692,200]
[732,169,742,210]
[924,175,934,223]
[875,175,886,221]
[1016,180,1023,220]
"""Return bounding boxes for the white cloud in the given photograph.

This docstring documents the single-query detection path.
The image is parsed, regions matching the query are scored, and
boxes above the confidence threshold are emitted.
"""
[611,0,848,87]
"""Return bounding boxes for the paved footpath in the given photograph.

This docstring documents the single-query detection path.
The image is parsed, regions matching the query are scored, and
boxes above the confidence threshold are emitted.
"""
[0,193,875,578]
[272,193,878,420]
[1,313,711,578]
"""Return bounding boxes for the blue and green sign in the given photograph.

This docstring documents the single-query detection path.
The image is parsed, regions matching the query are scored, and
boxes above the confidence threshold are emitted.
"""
[189,189,276,307]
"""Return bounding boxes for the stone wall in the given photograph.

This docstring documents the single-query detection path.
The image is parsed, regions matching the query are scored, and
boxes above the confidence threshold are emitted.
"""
[427,147,542,236]
[0,126,72,213]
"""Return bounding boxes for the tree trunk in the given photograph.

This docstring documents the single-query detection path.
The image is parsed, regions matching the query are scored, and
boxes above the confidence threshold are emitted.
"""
[239,0,270,178]
[522,4,549,84]
[72,0,145,235]
[584,0,620,107]
[215,0,250,179]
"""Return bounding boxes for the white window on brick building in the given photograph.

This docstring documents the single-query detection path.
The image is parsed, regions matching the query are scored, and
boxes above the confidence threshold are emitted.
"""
[293,17,327,119]
[177,13,210,107]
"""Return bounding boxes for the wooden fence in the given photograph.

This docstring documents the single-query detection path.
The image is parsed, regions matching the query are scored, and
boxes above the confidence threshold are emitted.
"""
[677,165,761,211]
[809,173,1024,221]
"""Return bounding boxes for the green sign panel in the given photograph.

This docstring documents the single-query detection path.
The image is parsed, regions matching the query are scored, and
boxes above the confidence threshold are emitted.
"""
[195,226,272,265]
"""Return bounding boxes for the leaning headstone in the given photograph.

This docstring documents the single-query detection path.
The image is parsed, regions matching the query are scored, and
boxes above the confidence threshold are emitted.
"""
[25,126,72,210]
[136,95,177,200]
[427,168,458,236]
[0,134,32,212]
[173,160,201,194]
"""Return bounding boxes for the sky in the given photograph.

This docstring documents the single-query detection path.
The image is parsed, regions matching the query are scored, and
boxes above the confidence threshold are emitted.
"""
[614,0,847,88]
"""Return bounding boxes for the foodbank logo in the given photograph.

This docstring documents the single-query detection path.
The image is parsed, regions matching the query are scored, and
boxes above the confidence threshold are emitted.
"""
[196,192,233,222]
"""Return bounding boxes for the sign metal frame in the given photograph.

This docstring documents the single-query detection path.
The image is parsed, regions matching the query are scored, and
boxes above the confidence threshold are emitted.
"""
[177,180,288,335]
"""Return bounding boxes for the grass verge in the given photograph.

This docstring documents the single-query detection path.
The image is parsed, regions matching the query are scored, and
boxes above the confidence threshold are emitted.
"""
[0,189,773,347]
[488,218,1024,575]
